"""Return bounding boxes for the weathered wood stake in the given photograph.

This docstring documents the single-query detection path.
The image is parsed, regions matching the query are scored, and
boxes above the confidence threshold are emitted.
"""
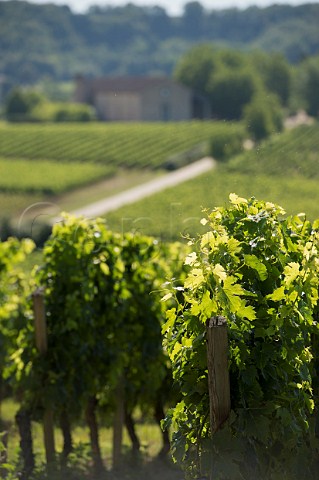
[60,410,73,462]
[125,408,141,454]
[112,380,125,469]
[85,397,104,475]
[206,316,231,435]
[15,409,35,480]
[32,288,56,465]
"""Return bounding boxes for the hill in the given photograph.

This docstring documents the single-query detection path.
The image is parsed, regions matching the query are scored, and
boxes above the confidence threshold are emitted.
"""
[1,1,319,89]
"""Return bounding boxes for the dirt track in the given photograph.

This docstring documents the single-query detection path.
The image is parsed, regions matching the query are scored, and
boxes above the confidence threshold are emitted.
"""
[53,157,215,223]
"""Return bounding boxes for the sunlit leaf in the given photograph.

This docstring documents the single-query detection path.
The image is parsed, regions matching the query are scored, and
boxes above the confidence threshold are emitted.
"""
[244,254,268,281]
[229,193,248,205]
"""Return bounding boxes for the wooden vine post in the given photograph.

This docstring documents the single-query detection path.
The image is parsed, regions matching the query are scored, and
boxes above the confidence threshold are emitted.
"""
[206,316,231,435]
[32,288,56,465]
[112,379,125,469]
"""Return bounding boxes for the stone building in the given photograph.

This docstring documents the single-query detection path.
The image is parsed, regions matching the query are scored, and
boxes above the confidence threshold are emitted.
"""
[74,75,210,121]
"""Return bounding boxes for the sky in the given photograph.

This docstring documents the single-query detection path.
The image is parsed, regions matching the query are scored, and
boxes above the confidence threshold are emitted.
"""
[12,0,319,15]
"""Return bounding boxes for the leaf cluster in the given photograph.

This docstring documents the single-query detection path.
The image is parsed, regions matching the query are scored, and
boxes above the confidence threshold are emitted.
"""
[13,215,184,418]
[163,194,319,478]
[0,237,35,390]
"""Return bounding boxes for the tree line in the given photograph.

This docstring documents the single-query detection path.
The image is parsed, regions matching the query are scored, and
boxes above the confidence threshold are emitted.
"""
[4,44,319,142]
[175,45,319,136]
[0,0,319,89]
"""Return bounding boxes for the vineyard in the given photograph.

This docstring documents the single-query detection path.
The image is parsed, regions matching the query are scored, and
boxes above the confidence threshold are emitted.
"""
[1,197,319,480]
[2,119,319,478]
[105,123,319,240]
[0,121,245,230]
[162,195,319,479]
[0,215,188,479]
[227,123,319,179]
[0,121,243,170]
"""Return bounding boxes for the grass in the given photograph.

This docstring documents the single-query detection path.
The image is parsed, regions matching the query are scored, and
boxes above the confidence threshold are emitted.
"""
[104,170,319,240]
[0,157,115,194]
[3,122,319,252]
[1,399,183,480]
[33,168,163,215]
[0,192,43,219]
[6,169,164,239]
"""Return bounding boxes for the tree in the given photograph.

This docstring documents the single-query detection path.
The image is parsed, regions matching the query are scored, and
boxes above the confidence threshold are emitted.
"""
[252,51,292,106]
[1,1,319,87]
[174,44,220,96]
[208,68,260,120]
[4,88,43,122]
[147,6,172,39]
[181,2,205,38]
[5,89,30,121]
[31,215,178,465]
[301,56,319,117]
[174,46,286,122]
[0,238,35,478]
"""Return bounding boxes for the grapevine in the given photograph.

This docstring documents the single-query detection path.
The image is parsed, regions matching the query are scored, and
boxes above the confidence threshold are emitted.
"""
[163,194,319,479]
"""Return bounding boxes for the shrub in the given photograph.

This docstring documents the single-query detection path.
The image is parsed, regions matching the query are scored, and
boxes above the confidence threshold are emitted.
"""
[209,124,246,161]
[31,101,96,122]
[53,103,95,122]
[244,94,283,142]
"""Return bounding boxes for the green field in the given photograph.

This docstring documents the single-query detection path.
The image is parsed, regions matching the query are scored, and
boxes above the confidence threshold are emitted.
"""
[105,123,319,241]
[0,157,115,194]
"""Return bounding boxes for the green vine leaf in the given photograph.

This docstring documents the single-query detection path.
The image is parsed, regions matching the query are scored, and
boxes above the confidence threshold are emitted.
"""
[244,254,268,280]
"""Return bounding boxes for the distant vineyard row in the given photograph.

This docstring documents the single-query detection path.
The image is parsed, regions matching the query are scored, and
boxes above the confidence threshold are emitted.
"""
[227,123,319,179]
[0,121,244,199]
[0,121,243,170]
